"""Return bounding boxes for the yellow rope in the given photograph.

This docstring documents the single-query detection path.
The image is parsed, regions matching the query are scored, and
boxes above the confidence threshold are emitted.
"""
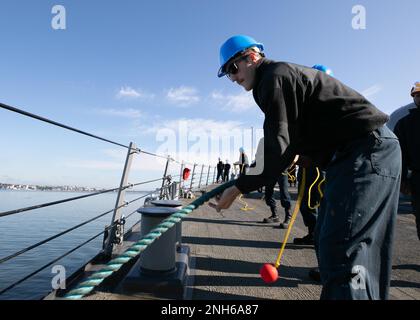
[238,194,254,211]
[317,177,326,198]
[307,167,326,210]
[285,168,296,183]
[274,168,306,268]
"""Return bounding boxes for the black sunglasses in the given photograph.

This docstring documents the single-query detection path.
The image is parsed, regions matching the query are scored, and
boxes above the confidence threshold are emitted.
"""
[225,54,249,78]
[226,63,239,78]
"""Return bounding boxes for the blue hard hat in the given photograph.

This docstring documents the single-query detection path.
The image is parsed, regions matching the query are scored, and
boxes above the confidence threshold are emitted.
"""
[218,35,264,78]
[312,64,334,77]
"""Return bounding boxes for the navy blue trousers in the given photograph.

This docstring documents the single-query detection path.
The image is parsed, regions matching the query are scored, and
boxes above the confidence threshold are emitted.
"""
[410,171,420,240]
[265,174,292,214]
[216,171,223,183]
[315,126,401,300]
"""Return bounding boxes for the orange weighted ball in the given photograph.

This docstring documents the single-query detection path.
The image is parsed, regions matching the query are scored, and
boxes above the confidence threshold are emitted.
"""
[260,263,278,283]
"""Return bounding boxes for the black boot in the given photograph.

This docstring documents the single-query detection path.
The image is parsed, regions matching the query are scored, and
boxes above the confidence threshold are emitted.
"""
[308,267,321,282]
[293,233,315,245]
[279,210,292,229]
[263,216,280,223]
[263,207,280,223]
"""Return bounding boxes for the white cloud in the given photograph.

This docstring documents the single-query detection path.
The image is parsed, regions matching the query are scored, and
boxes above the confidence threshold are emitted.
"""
[166,86,200,106]
[98,108,143,119]
[211,91,256,113]
[138,118,254,165]
[117,86,141,99]
[361,84,382,99]
[144,118,243,135]
[116,86,155,100]
[61,117,262,181]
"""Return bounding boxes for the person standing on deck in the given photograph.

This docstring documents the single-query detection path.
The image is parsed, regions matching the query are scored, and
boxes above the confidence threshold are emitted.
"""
[216,158,224,183]
[209,35,401,300]
[263,173,292,225]
[234,147,249,177]
[291,65,332,247]
[254,138,292,224]
[394,82,420,241]
[223,160,231,182]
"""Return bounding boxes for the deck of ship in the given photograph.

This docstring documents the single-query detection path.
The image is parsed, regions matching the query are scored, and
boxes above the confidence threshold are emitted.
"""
[62,184,420,300]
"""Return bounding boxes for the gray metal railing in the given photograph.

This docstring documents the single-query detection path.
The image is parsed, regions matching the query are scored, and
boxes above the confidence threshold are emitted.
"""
[0,101,221,297]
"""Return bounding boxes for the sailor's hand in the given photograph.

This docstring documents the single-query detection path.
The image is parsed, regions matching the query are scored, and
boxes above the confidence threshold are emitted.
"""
[209,186,241,212]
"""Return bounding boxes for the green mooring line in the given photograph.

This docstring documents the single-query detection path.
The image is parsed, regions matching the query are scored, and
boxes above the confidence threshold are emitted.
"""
[63,180,235,300]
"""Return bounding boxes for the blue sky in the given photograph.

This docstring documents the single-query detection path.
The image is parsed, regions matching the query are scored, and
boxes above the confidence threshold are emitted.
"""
[0,0,419,189]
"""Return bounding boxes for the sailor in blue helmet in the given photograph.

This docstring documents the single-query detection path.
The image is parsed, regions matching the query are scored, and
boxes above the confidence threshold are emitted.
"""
[209,35,401,300]
[393,82,420,241]
[292,64,332,246]
[312,64,334,76]
[294,65,334,284]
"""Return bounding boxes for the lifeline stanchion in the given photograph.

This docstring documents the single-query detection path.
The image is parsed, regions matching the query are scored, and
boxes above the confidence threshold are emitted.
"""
[63,180,236,300]
[260,169,306,283]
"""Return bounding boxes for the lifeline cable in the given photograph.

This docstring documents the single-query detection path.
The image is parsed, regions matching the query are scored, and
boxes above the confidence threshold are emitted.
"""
[63,180,236,300]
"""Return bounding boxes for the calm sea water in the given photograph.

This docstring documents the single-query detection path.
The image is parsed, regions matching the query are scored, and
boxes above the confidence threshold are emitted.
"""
[0,190,150,300]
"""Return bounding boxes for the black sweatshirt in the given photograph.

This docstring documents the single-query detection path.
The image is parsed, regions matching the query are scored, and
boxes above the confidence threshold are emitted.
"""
[393,107,420,182]
[235,59,389,194]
